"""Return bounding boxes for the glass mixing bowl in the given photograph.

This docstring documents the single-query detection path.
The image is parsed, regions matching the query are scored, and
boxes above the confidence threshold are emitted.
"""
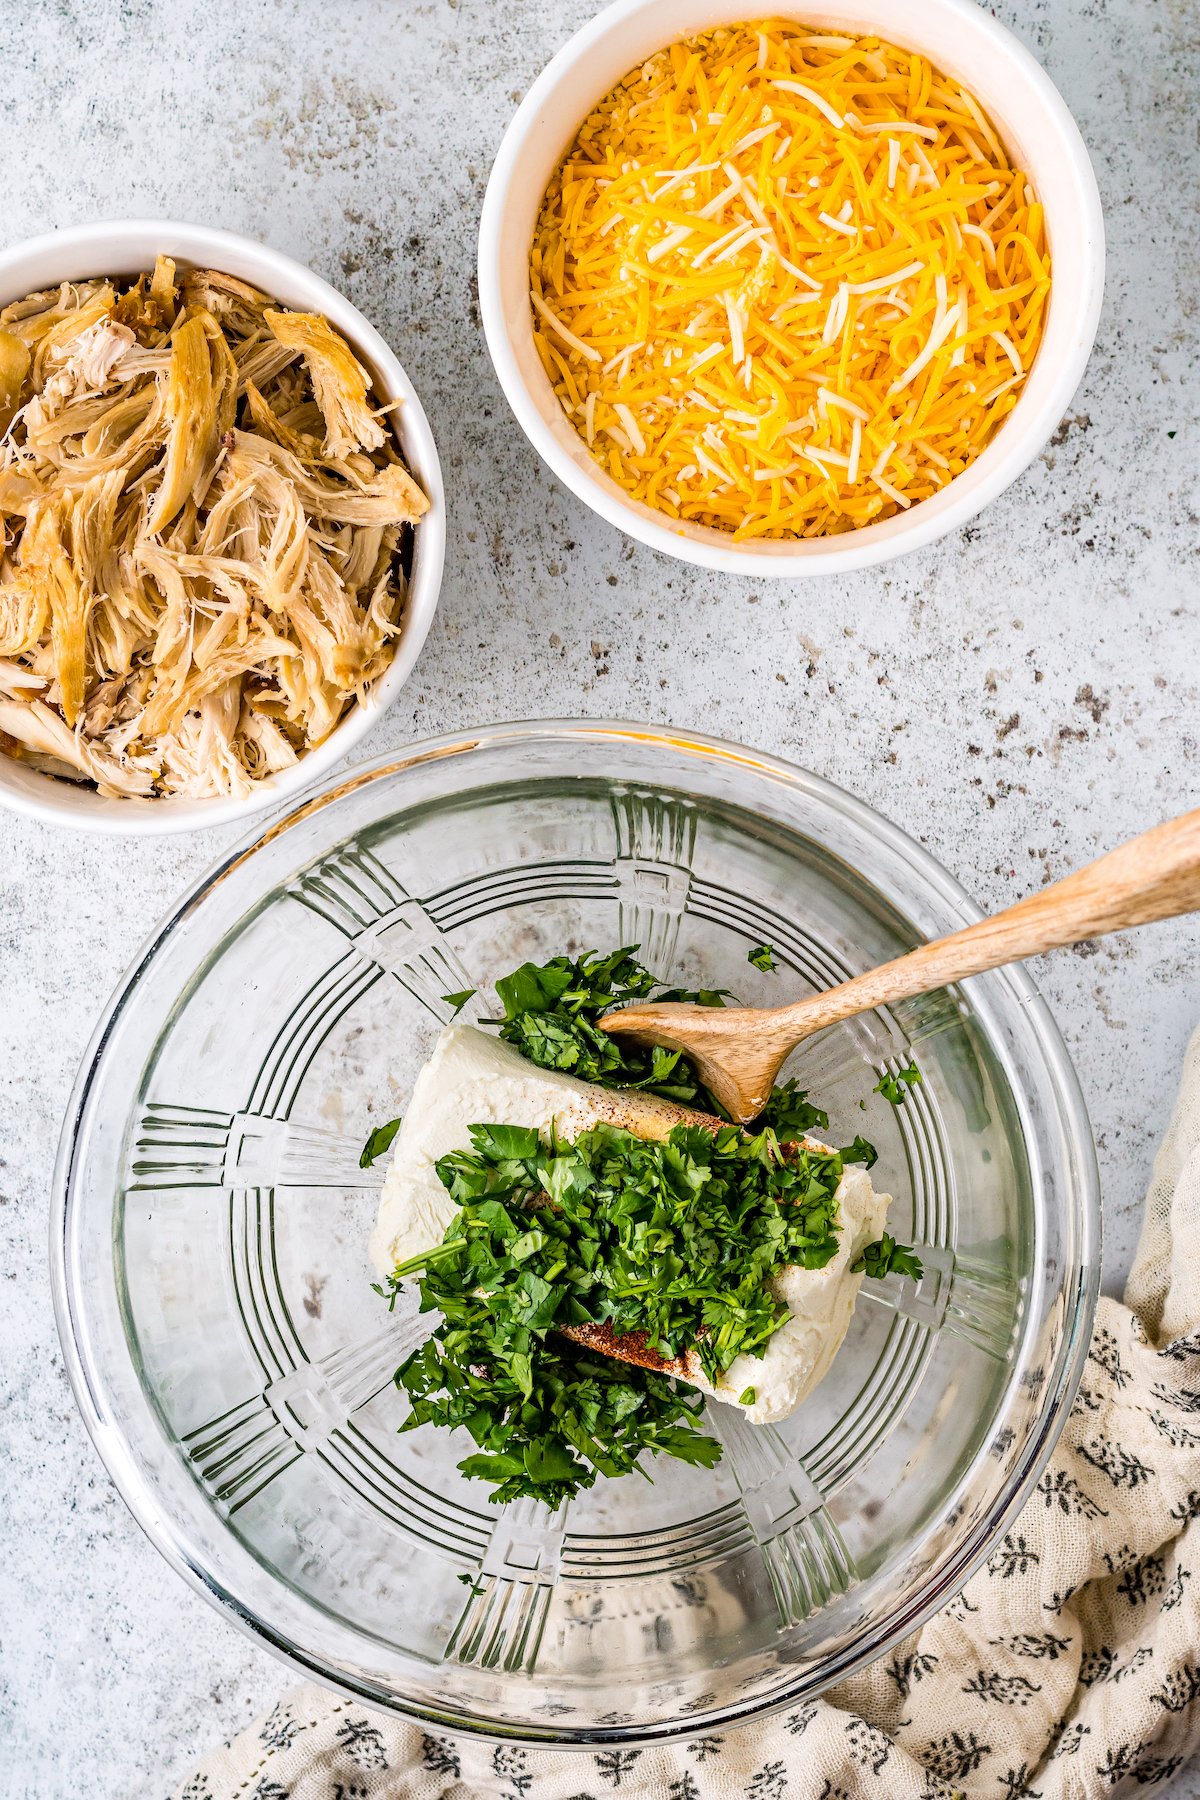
[53,721,1100,1744]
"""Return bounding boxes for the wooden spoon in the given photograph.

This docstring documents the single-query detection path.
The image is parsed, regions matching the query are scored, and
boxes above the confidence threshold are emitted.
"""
[601,808,1200,1122]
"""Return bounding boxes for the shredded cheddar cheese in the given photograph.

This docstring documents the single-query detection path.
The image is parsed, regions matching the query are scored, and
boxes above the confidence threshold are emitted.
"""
[529,19,1051,539]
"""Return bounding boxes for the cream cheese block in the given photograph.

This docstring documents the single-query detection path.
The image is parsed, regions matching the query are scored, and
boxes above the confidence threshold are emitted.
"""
[370,1025,890,1425]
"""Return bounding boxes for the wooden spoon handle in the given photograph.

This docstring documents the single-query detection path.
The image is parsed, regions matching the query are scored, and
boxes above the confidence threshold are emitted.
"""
[777,807,1200,1036]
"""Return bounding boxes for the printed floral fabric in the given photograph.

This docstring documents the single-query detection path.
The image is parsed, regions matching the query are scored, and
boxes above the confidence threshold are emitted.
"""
[169,1025,1200,1800]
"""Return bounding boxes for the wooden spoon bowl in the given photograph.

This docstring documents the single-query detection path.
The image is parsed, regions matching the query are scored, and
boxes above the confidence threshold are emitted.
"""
[602,809,1200,1121]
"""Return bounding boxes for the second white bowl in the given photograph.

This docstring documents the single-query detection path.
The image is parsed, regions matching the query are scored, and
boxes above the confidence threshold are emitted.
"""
[0,219,446,835]
[478,0,1104,578]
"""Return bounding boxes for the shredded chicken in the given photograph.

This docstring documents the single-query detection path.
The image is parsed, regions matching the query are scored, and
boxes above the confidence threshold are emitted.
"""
[0,259,428,800]
[264,310,387,460]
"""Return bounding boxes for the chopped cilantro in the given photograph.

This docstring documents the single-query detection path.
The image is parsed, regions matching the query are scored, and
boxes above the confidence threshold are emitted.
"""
[854,1233,924,1282]
[874,1061,921,1105]
[758,1078,828,1140]
[390,1117,849,1505]
[490,946,732,1107]
[748,943,778,972]
[442,988,476,1017]
[360,1117,402,1168]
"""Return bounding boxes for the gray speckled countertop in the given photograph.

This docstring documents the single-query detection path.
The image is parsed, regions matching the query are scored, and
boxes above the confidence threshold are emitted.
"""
[1,0,1198,1794]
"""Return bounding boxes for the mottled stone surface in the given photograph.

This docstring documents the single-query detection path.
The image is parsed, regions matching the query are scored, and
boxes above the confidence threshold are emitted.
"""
[0,0,1197,1793]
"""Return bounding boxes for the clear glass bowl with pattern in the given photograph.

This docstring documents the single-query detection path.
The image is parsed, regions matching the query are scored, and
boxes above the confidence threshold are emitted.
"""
[53,721,1100,1744]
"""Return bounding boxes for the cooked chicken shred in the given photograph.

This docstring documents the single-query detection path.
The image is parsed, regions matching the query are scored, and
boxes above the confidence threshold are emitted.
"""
[0,258,428,800]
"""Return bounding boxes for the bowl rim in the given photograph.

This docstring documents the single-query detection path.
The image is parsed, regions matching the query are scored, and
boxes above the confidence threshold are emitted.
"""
[51,717,1102,1746]
[477,0,1106,576]
[0,217,446,836]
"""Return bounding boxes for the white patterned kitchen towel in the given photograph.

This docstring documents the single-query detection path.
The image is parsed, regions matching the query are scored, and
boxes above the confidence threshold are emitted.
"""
[168,1024,1200,1800]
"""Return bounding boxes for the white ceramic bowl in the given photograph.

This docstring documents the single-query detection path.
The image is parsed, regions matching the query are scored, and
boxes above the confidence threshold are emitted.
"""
[0,219,446,835]
[479,0,1104,578]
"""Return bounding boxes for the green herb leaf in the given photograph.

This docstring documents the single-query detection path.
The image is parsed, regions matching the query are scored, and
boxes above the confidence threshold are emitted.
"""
[523,1436,580,1484]
[853,1233,924,1281]
[758,1078,828,1140]
[371,1279,402,1311]
[359,1117,402,1168]
[839,1134,878,1170]
[657,984,734,1009]
[874,1061,922,1105]
[652,1427,723,1469]
[738,1386,757,1405]
[442,988,476,1017]
[747,943,778,972]
[469,1121,542,1161]
[495,959,577,1018]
